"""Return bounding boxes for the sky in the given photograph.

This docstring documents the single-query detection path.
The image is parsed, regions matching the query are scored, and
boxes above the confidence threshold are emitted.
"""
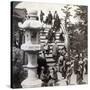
[15,1,79,24]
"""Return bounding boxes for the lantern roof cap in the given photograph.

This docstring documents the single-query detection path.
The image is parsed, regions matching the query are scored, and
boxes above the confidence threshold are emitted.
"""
[18,19,43,30]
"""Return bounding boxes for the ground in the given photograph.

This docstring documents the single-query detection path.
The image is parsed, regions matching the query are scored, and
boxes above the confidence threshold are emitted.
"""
[56,72,88,86]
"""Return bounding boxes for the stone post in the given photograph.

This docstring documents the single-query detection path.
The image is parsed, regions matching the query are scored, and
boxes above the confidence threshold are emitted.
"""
[18,11,43,88]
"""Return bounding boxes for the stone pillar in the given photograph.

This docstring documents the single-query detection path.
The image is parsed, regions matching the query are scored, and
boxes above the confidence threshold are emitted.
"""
[21,53,42,88]
[18,11,43,88]
[20,31,42,88]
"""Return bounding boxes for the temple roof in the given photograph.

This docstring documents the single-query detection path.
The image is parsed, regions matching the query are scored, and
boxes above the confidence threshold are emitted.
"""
[13,8,27,19]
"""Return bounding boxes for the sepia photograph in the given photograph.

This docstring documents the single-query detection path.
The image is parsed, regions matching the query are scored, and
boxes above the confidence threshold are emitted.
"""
[11,1,88,88]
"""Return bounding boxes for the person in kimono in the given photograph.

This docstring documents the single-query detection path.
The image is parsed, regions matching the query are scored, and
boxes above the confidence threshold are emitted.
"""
[47,11,53,25]
[52,41,59,65]
[40,10,44,22]
[65,61,72,85]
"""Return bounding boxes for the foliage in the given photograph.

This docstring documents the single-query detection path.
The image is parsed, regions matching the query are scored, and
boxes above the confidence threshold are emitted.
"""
[61,5,88,59]
[73,5,88,55]
[12,47,27,88]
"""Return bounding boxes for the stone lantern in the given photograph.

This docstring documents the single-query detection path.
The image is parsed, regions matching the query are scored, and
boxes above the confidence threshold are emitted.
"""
[18,11,43,88]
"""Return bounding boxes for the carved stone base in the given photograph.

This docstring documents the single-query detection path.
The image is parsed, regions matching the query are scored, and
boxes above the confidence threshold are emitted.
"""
[21,78,42,88]
[21,67,42,88]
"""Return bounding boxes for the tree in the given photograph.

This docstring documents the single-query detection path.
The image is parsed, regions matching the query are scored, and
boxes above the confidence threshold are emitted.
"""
[61,5,88,60]
[73,5,88,58]
[61,5,73,60]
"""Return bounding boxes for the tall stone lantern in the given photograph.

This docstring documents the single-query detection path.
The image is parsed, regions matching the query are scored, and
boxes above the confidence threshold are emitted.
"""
[18,11,43,88]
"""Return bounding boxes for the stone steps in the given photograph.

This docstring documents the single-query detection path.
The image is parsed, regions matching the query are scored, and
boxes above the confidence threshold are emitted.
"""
[40,42,64,46]
[47,63,55,67]
[40,35,60,39]
[40,26,65,65]
[39,47,63,54]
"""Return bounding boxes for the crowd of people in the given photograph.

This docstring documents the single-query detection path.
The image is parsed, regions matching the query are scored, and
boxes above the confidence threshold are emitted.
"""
[38,10,88,86]
[12,43,88,87]
[40,10,61,30]
[37,41,88,86]
[40,10,61,27]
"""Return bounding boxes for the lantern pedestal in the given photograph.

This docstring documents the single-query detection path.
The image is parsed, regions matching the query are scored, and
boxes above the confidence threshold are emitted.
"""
[21,44,42,88]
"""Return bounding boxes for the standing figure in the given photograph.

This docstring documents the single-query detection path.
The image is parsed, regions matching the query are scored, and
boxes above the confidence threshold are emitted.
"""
[83,57,88,74]
[65,61,72,85]
[85,59,88,74]
[74,55,79,74]
[40,67,50,87]
[37,55,48,79]
[77,59,84,84]
[52,41,59,65]
[62,53,68,79]
[44,16,48,24]
[59,32,65,42]
[46,28,56,43]
[40,10,44,22]
[58,55,64,72]
[54,11,58,20]
[48,67,58,86]
[44,42,50,55]
[54,15,61,32]
[47,11,53,25]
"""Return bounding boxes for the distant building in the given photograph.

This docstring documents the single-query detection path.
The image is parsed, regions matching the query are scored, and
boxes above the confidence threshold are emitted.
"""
[11,2,27,48]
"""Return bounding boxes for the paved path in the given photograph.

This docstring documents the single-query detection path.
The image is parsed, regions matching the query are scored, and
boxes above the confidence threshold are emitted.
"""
[56,72,88,86]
